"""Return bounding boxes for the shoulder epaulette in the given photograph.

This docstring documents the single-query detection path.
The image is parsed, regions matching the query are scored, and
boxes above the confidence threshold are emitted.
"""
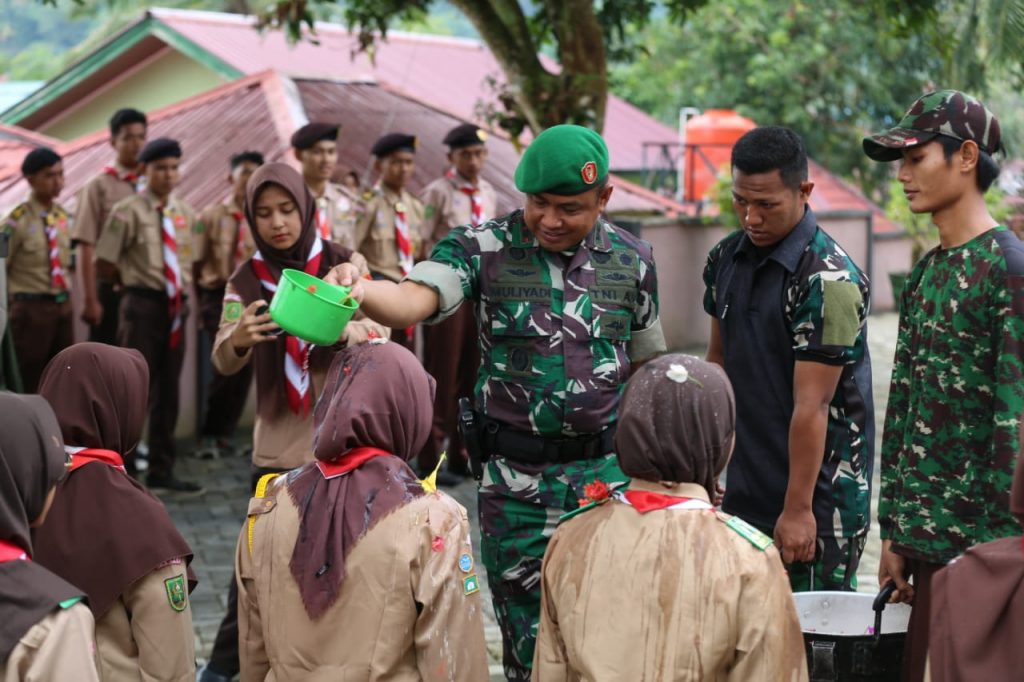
[9,203,28,221]
[715,511,773,551]
[361,189,377,201]
[247,472,281,555]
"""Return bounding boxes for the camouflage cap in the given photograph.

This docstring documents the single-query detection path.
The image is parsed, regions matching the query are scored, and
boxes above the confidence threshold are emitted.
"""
[863,90,1002,162]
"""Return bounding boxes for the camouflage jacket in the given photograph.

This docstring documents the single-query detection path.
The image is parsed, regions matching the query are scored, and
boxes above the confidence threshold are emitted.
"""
[703,208,874,538]
[408,209,664,438]
[880,226,1024,563]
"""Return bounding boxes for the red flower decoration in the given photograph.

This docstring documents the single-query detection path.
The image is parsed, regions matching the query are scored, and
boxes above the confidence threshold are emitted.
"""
[431,536,445,552]
[578,480,611,507]
[307,284,318,294]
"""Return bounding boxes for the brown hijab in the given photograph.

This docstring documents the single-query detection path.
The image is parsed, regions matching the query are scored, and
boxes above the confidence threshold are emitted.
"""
[615,354,735,497]
[32,344,195,618]
[929,422,1024,681]
[228,162,355,420]
[285,340,435,619]
[0,393,83,662]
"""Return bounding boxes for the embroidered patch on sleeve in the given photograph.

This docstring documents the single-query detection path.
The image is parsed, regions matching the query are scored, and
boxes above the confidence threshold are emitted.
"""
[223,300,243,323]
[458,553,473,573]
[822,279,862,347]
[463,574,480,595]
[164,574,188,612]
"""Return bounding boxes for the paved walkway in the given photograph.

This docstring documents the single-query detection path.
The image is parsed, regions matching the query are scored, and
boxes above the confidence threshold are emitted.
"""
[161,312,900,681]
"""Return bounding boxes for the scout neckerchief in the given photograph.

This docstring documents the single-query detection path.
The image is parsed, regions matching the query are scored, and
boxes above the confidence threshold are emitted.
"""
[316,195,331,241]
[446,167,486,225]
[617,489,713,513]
[387,187,415,337]
[41,210,68,292]
[103,164,138,185]
[230,209,249,264]
[158,203,184,350]
[0,539,29,563]
[64,445,126,474]
[251,237,324,415]
[316,447,392,479]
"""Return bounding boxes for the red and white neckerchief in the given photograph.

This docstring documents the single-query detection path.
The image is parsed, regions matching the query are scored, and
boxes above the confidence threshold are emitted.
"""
[251,238,324,415]
[103,164,141,191]
[0,539,29,563]
[317,447,392,479]
[231,210,249,263]
[615,489,713,514]
[159,204,183,349]
[391,194,416,338]
[42,211,68,292]
[64,445,126,473]
[316,196,331,240]
[446,167,486,226]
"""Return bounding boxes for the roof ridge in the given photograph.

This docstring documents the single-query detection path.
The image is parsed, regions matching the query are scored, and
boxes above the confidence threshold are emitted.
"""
[0,123,62,148]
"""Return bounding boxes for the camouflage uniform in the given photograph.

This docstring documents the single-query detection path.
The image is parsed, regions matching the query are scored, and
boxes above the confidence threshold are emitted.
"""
[407,208,664,680]
[879,227,1024,563]
[703,208,874,592]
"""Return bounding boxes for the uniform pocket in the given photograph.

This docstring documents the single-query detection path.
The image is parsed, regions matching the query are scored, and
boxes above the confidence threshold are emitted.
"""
[488,301,554,384]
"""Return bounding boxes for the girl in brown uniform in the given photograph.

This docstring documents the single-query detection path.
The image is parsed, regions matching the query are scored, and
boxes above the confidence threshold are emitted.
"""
[0,392,99,682]
[237,341,489,681]
[33,343,198,681]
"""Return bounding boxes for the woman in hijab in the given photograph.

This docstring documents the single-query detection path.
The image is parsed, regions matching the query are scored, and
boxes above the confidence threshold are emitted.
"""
[927,425,1024,681]
[236,340,488,681]
[533,354,808,682]
[0,392,99,681]
[32,343,197,681]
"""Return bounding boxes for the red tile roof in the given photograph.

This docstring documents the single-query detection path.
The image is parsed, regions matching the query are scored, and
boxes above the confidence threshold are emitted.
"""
[0,124,62,183]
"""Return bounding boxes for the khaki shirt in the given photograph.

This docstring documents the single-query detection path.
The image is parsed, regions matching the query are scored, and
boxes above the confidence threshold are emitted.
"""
[354,186,424,283]
[3,198,72,296]
[194,200,256,291]
[315,183,362,251]
[94,560,196,682]
[95,192,195,292]
[72,163,138,246]
[237,478,489,682]
[534,480,808,682]
[419,173,497,256]
[3,602,99,682]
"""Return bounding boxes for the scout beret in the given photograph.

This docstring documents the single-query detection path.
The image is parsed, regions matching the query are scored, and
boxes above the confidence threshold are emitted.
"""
[372,133,417,158]
[138,138,182,164]
[21,147,62,176]
[864,90,1002,162]
[291,122,340,150]
[514,124,609,195]
[230,151,265,169]
[443,123,488,149]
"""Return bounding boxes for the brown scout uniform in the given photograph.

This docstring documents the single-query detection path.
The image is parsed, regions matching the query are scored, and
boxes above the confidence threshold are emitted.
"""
[94,560,196,681]
[2,602,99,682]
[3,198,73,393]
[95,191,195,479]
[73,162,138,344]
[416,174,497,472]
[316,183,362,251]
[194,200,257,442]
[533,480,809,682]
[237,477,489,681]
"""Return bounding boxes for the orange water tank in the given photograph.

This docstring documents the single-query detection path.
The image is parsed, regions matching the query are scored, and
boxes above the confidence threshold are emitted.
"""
[684,109,756,202]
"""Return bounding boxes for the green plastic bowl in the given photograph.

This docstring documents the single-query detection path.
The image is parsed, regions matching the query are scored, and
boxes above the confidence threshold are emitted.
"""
[268,268,359,345]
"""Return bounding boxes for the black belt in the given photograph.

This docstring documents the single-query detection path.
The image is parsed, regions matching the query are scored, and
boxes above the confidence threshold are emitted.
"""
[12,292,69,303]
[123,287,188,303]
[481,418,615,464]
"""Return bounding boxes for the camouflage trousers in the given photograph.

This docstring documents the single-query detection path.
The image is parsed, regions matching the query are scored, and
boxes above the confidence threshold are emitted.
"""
[478,453,627,682]
[785,533,867,592]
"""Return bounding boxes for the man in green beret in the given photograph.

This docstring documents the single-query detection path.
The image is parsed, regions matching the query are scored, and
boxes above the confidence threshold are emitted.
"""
[325,124,666,680]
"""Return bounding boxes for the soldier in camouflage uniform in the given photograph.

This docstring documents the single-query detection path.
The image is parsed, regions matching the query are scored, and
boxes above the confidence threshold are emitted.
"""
[864,90,1024,681]
[704,126,874,593]
[325,125,666,681]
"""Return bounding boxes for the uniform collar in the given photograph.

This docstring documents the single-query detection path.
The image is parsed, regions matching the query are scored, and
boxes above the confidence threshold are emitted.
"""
[26,196,54,217]
[378,184,405,203]
[626,478,711,503]
[142,189,174,211]
[510,212,613,254]
[735,205,816,273]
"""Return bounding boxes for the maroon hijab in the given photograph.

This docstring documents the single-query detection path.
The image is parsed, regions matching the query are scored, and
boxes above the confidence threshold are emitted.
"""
[285,340,435,619]
[228,162,355,420]
[32,344,195,617]
[0,393,82,662]
[929,423,1024,681]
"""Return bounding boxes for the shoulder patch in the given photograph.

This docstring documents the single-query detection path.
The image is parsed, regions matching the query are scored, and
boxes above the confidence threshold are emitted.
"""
[164,574,188,612]
[222,300,243,323]
[462,573,480,595]
[717,512,773,551]
[424,204,436,220]
[9,203,28,220]
[821,279,863,347]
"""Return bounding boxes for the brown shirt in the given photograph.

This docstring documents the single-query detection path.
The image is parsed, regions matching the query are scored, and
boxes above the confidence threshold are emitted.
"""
[534,480,809,682]
[94,560,195,682]
[315,183,362,251]
[237,479,489,682]
[194,200,256,291]
[72,163,138,246]
[3,198,72,296]
[354,186,424,283]
[418,173,496,256]
[3,602,99,682]
[95,191,195,293]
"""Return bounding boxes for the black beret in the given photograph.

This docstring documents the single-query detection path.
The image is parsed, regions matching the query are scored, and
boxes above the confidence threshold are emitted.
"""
[291,122,340,150]
[371,133,417,158]
[138,137,182,164]
[443,123,488,149]
[230,150,265,169]
[21,147,62,177]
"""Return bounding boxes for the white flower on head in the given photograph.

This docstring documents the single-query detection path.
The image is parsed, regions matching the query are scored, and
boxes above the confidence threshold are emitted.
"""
[666,363,689,384]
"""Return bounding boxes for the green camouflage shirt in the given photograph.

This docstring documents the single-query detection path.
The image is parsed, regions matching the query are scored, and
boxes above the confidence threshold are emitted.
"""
[408,209,664,438]
[880,226,1024,563]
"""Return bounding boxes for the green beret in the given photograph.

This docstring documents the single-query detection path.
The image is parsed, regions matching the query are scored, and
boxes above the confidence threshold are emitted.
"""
[514,125,609,196]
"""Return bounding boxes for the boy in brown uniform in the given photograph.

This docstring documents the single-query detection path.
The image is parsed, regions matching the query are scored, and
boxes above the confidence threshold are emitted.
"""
[73,108,147,343]
[291,122,361,249]
[193,151,263,458]
[417,124,497,483]
[95,138,201,493]
[354,133,424,349]
[3,148,74,393]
